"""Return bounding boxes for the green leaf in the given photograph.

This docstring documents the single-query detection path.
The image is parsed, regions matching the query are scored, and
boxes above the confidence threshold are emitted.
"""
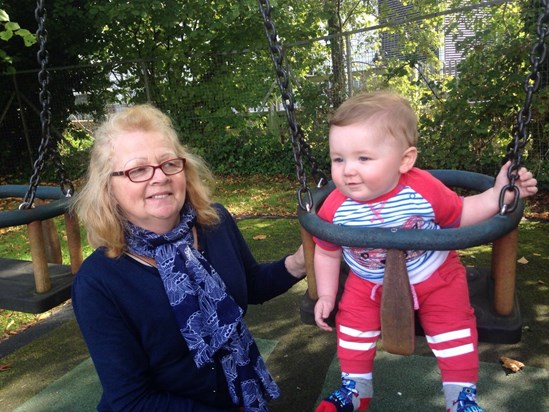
[16,29,37,46]
[4,22,19,31]
[0,10,9,22]
[0,30,13,41]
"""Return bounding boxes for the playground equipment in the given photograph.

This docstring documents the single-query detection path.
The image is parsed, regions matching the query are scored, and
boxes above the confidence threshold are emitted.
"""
[258,0,548,354]
[0,0,82,314]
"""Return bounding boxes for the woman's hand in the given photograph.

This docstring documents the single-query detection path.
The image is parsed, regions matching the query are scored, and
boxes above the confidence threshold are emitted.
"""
[284,245,306,279]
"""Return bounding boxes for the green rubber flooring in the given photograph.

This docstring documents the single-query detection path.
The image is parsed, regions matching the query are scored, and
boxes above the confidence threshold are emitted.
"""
[1,281,548,411]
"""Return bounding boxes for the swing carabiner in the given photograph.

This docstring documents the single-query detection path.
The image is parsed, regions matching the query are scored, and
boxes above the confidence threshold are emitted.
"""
[499,184,520,215]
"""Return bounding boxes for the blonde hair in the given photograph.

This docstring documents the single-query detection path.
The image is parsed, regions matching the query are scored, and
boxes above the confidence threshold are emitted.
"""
[329,91,418,147]
[73,104,220,257]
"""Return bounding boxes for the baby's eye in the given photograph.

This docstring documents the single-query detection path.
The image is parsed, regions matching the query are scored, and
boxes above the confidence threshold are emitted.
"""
[358,156,370,162]
[331,157,344,163]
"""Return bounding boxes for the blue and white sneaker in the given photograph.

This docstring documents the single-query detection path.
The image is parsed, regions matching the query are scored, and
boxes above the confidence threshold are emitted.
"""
[316,378,358,412]
[454,387,485,412]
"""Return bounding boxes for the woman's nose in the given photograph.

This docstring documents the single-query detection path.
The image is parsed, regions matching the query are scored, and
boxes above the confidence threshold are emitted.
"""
[150,166,169,182]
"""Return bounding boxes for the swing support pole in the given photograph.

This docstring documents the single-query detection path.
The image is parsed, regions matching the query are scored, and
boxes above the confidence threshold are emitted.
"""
[27,220,51,294]
[491,228,518,316]
[64,211,83,275]
[300,227,317,300]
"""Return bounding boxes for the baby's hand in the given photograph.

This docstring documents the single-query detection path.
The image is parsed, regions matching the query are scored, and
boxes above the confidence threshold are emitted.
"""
[496,161,538,203]
[314,296,335,332]
[515,165,538,199]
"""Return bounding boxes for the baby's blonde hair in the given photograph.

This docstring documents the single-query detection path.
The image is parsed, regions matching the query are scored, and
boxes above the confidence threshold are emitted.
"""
[329,91,418,147]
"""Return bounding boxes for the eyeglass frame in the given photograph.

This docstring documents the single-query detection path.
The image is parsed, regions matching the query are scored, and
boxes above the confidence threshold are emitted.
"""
[110,157,186,183]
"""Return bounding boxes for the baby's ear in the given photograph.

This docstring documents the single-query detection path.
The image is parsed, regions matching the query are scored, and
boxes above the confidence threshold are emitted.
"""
[400,146,418,174]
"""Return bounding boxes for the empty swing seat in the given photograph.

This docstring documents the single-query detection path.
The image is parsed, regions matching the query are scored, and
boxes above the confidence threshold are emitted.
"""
[0,185,82,314]
[0,258,75,314]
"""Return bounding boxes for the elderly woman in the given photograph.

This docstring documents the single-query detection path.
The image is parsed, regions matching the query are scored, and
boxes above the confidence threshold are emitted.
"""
[72,104,306,411]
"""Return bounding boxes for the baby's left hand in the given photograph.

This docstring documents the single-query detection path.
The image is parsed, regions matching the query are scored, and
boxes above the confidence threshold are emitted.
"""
[496,161,538,203]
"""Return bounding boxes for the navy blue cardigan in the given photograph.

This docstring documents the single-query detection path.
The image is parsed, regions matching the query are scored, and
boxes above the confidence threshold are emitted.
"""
[72,204,301,411]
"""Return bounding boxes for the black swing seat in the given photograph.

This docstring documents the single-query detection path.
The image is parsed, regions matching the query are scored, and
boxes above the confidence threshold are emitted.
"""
[0,185,78,314]
[299,265,523,344]
[298,170,524,344]
[0,258,74,314]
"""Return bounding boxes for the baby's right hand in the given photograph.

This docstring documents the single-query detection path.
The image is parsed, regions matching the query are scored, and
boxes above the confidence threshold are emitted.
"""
[314,296,336,332]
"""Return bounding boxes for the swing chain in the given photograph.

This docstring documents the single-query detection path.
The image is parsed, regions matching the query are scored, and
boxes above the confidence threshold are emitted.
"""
[258,0,546,214]
[258,0,327,212]
[20,0,73,210]
[500,0,549,214]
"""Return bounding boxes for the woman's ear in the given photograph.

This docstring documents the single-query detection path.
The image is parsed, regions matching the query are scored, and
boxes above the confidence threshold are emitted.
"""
[399,146,418,174]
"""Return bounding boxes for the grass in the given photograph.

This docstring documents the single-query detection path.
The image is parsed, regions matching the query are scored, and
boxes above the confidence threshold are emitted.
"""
[1,175,548,342]
[213,174,298,217]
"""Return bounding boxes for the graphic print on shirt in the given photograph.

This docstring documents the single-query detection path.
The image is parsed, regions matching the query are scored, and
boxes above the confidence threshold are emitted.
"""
[330,185,450,284]
[347,214,427,270]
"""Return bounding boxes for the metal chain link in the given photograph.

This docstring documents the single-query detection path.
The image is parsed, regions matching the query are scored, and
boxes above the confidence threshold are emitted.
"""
[258,0,326,212]
[20,0,73,210]
[500,0,549,214]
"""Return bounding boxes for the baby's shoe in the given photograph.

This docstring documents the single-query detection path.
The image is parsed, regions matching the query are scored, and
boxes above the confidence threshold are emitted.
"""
[453,386,485,412]
[316,377,371,412]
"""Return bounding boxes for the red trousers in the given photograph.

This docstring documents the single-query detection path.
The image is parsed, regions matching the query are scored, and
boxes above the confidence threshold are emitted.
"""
[336,251,479,383]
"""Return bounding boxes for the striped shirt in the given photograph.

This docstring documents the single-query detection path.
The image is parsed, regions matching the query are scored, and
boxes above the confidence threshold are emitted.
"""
[315,168,463,284]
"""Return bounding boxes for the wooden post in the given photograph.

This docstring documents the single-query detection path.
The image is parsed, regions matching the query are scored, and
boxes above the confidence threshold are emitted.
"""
[27,220,51,294]
[380,249,415,355]
[491,228,518,316]
[64,212,83,274]
[35,199,62,264]
[300,226,317,299]
[41,218,63,264]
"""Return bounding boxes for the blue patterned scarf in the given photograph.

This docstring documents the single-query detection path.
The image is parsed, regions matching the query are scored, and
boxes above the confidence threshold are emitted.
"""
[125,202,280,411]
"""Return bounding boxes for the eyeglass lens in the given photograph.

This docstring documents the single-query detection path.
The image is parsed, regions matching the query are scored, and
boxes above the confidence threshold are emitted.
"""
[128,158,185,182]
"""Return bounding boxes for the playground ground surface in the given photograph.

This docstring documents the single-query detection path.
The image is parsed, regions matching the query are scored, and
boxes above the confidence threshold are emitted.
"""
[0,276,547,411]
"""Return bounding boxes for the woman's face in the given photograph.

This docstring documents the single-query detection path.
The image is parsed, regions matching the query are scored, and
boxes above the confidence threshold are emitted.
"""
[109,130,186,234]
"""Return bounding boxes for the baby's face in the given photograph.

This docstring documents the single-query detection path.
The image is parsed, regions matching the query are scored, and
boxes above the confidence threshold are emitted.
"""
[328,120,413,202]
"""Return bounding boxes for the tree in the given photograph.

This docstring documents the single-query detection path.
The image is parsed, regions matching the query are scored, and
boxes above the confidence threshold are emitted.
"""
[0,8,36,73]
[0,0,114,179]
[1,0,544,181]
[76,0,328,174]
[417,0,548,184]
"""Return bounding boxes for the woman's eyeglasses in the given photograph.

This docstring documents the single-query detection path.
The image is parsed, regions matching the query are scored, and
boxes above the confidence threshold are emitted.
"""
[111,157,186,183]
